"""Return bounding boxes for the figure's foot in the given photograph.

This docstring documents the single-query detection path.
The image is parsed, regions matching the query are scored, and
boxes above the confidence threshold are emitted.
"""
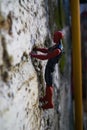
[39,86,54,110]
[39,86,53,102]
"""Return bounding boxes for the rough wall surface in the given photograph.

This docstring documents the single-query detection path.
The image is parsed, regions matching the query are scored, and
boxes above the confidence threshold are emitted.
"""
[0,0,49,130]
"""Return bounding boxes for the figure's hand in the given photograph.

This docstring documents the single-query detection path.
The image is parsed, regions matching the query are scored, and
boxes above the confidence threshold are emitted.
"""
[29,52,36,57]
[29,52,33,57]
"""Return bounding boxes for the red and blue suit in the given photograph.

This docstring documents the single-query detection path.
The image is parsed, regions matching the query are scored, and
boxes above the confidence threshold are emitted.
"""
[30,31,64,110]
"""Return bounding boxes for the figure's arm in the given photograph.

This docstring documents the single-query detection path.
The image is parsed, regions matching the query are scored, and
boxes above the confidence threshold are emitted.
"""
[30,49,61,60]
[35,48,48,53]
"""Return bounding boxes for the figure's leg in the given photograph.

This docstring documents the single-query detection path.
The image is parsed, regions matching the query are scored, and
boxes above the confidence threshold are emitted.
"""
[40,66,53,102]
[40,66,54,109]
[40,66,52,102]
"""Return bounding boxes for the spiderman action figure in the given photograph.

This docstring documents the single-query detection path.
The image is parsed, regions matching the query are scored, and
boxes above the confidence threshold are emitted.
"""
[30,31,64,110]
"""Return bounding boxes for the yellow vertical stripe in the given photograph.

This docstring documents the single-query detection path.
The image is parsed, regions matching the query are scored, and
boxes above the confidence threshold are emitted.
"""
[70,0,83,130]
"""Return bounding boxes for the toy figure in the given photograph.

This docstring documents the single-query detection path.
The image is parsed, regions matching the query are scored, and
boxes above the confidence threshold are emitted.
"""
[30,31,64,110]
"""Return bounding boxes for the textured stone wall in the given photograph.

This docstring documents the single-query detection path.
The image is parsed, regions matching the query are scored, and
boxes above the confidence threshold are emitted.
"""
[0,0,49,130]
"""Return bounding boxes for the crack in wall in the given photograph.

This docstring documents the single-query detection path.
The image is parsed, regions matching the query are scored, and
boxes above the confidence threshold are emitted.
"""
[19,0,30,12]
[1,36,12,68]
[0,12,12,35]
